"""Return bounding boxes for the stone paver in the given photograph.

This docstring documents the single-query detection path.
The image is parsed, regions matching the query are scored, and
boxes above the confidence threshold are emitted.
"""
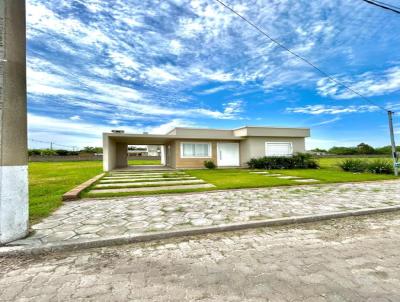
[1,213,400,301]
[95,179,205,188]
[294,179,319,183]
[90,183,215,194]
[6,179,400,248]
[99,176,196,183]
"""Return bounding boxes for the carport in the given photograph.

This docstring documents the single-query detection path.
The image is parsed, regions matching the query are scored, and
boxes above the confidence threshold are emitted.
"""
[103,132,175,171]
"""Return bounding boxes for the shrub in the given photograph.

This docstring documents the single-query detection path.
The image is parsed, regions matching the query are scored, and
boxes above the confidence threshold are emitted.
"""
[40,149,57,156]
[366,159,393,174]
[338,159,367,172]
[55,149,69,156]
[28,149,41,156]
[204,160,216,169]
[328,146,358,155]
[339,159,393,174]
[247,153,319,169]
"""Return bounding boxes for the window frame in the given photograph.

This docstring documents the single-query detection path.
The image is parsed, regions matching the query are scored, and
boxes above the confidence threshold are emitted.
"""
[265,142,293,157]
[180,142,212,158]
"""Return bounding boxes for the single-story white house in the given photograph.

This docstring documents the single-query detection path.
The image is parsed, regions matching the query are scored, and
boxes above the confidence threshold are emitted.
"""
[103,126,310,171]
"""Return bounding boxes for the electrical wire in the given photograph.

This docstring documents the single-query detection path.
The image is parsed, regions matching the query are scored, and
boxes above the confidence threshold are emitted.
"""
[29,138,78,150]
[361,0,400,14]
[212,0,391,112]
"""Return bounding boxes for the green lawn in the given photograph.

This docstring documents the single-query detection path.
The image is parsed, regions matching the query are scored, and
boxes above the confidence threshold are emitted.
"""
[29,157,397,222]
[29,161,102,223]
[128,159,161,165]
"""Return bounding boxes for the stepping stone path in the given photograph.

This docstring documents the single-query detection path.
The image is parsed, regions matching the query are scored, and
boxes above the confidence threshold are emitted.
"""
[249,171,318,183]
[88,170,214,195]
[293,179,319,183]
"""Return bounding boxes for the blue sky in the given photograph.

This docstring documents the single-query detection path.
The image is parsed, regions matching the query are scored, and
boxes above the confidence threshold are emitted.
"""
[27,0,400,149]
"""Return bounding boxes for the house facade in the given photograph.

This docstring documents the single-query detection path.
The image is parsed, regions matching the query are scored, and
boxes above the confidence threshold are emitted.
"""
[103,126,310,171]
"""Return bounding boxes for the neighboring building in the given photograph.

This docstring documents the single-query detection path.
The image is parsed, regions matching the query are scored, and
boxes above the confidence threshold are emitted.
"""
[127,145,161,156]
[147,145,161,156]
[103,126,310,171]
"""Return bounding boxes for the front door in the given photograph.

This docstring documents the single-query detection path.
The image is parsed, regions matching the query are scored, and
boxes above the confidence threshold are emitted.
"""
[217,143,240,166]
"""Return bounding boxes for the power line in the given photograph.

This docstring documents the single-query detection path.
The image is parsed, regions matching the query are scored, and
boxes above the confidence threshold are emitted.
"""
[29,138,78,150]
[361,0,400,14]
[212,0,391,112]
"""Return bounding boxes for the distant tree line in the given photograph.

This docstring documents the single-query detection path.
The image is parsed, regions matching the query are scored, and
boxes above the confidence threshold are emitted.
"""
[28,146,103,156]
[311,143,400,155]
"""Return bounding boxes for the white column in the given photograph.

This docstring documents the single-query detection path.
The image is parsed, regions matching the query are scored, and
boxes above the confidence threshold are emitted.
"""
[160,146,166,165]
[0,0,29,244]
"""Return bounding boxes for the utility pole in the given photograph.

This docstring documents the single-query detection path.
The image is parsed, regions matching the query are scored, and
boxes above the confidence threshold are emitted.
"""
[388,110,398,176]
[0,0,29,244]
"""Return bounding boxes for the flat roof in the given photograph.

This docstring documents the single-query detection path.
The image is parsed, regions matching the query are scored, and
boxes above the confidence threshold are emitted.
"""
[104,133,244,144]
[104,125,310,143]
[233,125,310,130]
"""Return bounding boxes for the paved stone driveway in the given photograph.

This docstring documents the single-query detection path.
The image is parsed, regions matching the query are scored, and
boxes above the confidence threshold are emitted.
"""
[10,180,400,247]
[1,213,400,301]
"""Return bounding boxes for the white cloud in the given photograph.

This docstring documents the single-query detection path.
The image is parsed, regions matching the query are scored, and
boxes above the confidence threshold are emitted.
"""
[169,40,183,55]
[317,67,400,99]
[70,115,81,121]
[198,85,232,95]
[311,117,341,126]
[286,104,380,115]
[28,113,196,147]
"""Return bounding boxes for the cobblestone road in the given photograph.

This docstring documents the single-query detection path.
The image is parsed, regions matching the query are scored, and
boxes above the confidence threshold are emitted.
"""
[10,180,400,247]
[1,212,400,301]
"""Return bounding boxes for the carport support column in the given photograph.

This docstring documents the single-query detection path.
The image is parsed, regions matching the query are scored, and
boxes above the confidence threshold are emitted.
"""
[0,0,29,244]
[115,143,128,169]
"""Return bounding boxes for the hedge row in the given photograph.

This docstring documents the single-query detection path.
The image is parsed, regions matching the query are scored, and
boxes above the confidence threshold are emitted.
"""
[247,153,319,169]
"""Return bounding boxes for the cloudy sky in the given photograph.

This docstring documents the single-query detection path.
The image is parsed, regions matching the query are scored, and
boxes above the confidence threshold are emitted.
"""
[27,0,400,150]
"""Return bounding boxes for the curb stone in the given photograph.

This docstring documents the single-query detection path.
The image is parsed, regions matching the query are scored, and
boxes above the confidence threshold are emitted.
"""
[62,173,105,201]
[1,205,400,257]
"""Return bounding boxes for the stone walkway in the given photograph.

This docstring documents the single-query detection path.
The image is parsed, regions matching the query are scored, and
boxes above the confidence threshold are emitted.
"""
[5,179,400,248]
[1,212,400,301]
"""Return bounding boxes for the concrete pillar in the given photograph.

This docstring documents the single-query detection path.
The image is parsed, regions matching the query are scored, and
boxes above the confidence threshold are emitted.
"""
[102,135,127,171]
[160,145,166,166]
[103,134,115,172]
[115,143,128,168]
[0,0,29,244]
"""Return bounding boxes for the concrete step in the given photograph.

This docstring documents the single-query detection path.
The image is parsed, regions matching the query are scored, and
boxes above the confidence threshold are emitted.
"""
[105,174,187,179]
[99,177,196,183]
[90,183,215,194]
[293,179,319,183]
[277,176,302,179]
[110,171,185,175]
[94,179,205,188]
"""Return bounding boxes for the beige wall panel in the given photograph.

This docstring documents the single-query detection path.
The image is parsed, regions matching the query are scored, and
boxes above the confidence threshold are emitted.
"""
[240,137,306,165]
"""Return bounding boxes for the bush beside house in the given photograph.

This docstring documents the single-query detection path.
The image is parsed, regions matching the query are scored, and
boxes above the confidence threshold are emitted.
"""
[204,160,216,169]
[247,153,319,170]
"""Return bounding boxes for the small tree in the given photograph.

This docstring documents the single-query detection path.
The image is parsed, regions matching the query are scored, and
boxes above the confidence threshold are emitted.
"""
[356,143,375,155]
